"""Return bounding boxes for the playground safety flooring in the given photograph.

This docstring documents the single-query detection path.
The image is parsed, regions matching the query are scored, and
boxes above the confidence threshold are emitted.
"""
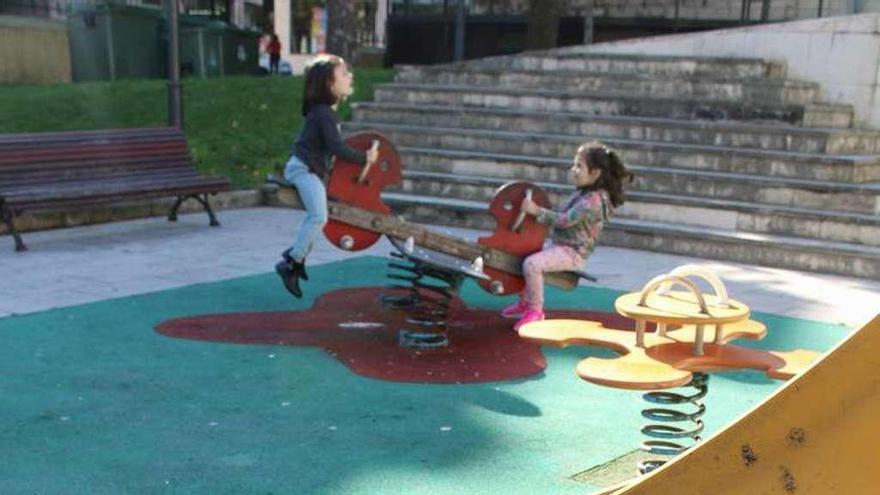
[1,208,877,494]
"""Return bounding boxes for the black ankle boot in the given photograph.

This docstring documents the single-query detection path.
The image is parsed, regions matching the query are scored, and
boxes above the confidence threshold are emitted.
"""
[275,258,302,298]
[281,251,308,281]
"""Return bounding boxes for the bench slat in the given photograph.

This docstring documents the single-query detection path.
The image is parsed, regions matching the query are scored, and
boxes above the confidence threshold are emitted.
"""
[5,183,229,212]
[0,167,201,190]
[0,127,180,146]
[0,158,194,180]
[0,142,189,166]
[4,171,225,195]
[5,176,229,206]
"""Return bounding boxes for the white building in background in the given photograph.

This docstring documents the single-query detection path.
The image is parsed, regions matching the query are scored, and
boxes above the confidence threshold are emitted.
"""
[271,0,389,75]
[3,0,264,30]
[230,0,263,29]
[179,0,263,29]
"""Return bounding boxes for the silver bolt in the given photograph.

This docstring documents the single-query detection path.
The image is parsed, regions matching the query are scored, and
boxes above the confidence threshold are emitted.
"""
[471,256,484,273]
[490,280,504,295]
[340,235,355,250]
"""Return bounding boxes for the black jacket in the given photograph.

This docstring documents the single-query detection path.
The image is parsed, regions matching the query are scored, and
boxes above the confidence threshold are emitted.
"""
[292,104,366,179]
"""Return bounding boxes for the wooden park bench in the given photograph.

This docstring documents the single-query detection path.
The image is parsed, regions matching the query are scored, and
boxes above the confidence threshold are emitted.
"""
[0,127,230,251]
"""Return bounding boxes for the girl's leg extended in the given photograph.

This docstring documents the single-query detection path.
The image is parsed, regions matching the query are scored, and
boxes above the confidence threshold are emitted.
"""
[285,158,327,261]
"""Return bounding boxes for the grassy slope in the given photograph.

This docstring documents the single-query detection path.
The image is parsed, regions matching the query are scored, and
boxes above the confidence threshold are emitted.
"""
[0,69,394,188]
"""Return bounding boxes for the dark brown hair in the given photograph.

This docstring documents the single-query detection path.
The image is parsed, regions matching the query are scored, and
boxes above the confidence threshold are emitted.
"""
[577,141,633,208]
[301,54,346,116]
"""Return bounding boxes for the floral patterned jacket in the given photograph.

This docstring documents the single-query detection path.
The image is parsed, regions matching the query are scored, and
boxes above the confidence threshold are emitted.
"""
[534,189,612,260]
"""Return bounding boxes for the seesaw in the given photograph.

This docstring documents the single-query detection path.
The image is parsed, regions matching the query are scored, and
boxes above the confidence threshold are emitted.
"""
[518,265,819,482]
[268,131,594,347]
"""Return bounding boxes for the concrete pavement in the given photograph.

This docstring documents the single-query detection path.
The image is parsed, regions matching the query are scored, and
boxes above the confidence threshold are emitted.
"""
[2,207,877,327]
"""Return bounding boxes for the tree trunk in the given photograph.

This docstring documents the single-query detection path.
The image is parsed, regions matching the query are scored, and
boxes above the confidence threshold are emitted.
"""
[526,0,561,50]
[454,0,466,61]
[326,0,358,61]
[582,0,594,44]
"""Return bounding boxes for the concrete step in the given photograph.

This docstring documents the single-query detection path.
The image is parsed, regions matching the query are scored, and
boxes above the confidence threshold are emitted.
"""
[396,171,880,247]
[393,147,880,216]
[372,84,853,128]
[455,52,787,79]
[381,192,880,280]
[353,103,880,154]
[394,67,820,105]
[344,122,880,183]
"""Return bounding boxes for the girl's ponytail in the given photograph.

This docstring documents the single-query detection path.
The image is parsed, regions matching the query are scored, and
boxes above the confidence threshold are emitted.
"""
[579,142,633,208]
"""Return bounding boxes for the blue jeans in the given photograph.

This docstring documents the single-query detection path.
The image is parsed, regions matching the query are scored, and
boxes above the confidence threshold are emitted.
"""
[284,156,327,261]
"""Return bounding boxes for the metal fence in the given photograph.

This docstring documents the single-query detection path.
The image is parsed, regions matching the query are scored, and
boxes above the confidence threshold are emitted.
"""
[390,0,847,22]
[0,0,161,19]
[593,0,840,22]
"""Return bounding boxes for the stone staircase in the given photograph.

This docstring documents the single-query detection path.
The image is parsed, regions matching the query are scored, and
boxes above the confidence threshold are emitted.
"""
[346,50,880,279]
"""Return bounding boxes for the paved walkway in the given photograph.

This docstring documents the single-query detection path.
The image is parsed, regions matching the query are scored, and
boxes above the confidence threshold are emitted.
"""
[2,207,878,327]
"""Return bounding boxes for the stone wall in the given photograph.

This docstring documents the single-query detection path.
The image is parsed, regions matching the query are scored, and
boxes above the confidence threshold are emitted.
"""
[589,0,852,20]
[474,0,856,19]
[572,13,880,127]
[0,15,71,85]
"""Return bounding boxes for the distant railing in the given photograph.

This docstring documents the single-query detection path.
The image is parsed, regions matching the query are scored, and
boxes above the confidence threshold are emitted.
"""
[389,0,848,23]
[0,0,160,19]
[356,0,378,47]
[592,0,842,23]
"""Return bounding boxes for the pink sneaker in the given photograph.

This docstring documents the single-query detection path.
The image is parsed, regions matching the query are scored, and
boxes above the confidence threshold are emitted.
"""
[500,299,528,319]
[514,310,545,332]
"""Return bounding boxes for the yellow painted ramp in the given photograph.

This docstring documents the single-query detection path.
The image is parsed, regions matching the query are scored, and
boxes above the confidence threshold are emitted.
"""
[607,314,880,495]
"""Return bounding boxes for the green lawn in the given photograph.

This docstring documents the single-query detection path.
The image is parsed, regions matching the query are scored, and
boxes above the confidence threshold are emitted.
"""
[0,70,394,188]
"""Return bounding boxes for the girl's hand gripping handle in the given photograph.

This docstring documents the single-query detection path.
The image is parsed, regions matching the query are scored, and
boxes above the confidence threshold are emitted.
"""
[358,140,381,184]
[511,189,534,232]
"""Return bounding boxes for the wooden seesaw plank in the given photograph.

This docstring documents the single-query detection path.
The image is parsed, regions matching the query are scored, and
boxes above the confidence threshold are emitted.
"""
[270,178,582,291]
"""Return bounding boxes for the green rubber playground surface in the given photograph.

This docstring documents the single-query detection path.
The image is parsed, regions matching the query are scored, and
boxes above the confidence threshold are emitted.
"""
[0,257,851,494]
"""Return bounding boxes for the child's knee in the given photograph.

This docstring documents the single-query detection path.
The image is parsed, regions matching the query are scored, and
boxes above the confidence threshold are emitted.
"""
[306,209,328,227]
[315,212,329,227]
[523,256,540,275]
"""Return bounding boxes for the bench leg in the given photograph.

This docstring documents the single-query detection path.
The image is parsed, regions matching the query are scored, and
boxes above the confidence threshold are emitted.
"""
[167,195,188,222]
[1,206,27,252]
[197,193,220,227]
[168,194,220,227]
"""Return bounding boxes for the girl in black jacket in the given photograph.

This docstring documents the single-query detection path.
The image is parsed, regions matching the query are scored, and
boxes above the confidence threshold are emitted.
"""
[277,55,378,298]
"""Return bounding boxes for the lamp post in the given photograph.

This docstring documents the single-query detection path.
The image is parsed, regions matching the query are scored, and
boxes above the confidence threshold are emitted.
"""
[453,0,465,61]
[167,0,183,128]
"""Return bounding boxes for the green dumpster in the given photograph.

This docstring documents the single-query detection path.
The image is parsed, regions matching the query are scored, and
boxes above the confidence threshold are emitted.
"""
[67,3,163,81]
[179,18,260,78]
[179,19,225,77]
[222,25,261,76]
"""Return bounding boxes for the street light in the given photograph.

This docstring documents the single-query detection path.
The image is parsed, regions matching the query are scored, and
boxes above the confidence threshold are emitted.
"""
[454,0,465,61]
[167,0,183,128]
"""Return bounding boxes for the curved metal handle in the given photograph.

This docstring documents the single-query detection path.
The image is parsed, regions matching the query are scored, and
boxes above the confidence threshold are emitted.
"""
[510,188,533,232]
[657,265,729,305]
[357,140,381,184]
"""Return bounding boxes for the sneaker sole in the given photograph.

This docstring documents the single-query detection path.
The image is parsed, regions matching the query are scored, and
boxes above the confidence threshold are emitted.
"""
[514,319,544,331]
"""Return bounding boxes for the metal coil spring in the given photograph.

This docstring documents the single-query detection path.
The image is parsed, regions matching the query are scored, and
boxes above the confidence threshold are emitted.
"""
[637,372,709,475]
[382,253,463,348]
